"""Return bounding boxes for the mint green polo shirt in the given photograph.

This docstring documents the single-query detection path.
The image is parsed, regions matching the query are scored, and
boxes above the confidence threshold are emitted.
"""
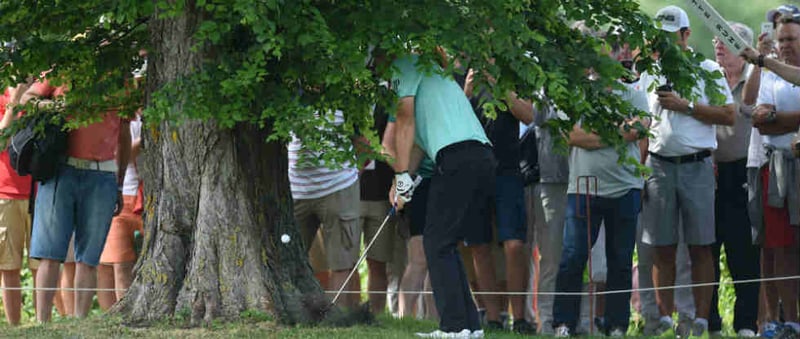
[387,114,435,178]
[391,55,490,162]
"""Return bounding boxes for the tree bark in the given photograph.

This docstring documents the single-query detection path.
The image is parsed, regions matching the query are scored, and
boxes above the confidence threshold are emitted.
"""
[112,2,321,325]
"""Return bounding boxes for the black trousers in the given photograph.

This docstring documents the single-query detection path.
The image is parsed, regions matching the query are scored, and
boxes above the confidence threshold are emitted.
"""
[424,141,495,332]
[709,158,761,332]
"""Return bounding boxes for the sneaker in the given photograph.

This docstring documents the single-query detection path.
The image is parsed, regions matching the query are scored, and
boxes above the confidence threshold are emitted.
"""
[762,322,784,338]
[775,325,800,339]
[675,318,695,338]
[415,329,472,338]
[469,330,484,339]
[594,317,608,334]
[555,324,571,337]
[643,318,662,336]
[736,329,757,337]
[689,321,709,339]
[609,328,626,337]
[499,312,510,330]
[477,309,486,325]
[655,318,675,337]
[540,320,555,335]
[484,320,504,332]
[513,319,537,335]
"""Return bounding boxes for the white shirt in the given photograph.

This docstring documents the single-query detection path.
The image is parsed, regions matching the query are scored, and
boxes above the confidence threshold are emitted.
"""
[756,70,799,150]
[122,117,142,196]
[645,59,735,156]
[288,110,358,200]
[747,127,767,168]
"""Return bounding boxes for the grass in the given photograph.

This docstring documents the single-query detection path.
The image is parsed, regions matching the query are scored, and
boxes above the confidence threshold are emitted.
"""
[0,313,554,339]
[1,311,753,339]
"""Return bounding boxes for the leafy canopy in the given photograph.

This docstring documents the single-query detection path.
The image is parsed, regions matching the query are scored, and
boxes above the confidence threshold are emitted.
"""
[0,0,724,167]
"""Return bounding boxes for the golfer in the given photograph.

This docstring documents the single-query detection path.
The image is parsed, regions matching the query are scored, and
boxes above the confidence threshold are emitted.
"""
[386,52,495,338]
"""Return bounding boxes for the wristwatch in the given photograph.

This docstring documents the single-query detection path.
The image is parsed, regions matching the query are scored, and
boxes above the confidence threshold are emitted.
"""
[766,109,778,123]
[686,102,695,115]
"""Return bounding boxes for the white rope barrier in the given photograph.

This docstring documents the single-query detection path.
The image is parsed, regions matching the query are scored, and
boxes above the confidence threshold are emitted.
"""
[322,275,800,296]
[1,275,796,295]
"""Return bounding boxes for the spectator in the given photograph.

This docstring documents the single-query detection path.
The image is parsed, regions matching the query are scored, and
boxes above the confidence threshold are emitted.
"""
[97,112,143,310]
[27,77,132,321]
[358,104,406,315]
[741,6,800,86]
[0,82,33,325]
[641,5,735,337]
[530,94,570,335]
[747,14,800,338]
[707,22,761,338]
[381,51,494,338]
[289,110,362,309]
[462,67,535,334]
[551,37,651,337]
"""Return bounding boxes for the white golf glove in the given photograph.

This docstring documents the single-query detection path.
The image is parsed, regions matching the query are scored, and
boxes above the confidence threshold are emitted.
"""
[394,172,415,203]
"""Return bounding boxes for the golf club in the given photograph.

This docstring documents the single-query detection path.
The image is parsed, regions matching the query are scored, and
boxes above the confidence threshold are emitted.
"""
[331,175,422,306]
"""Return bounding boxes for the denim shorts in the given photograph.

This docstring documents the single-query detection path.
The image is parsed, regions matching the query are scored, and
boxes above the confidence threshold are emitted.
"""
[30,165,118,267]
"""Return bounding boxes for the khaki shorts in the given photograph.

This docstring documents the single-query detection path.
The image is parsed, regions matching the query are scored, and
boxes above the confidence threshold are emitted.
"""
[295,181,361,271]
[0,199,35,270]
[360,200,403,263]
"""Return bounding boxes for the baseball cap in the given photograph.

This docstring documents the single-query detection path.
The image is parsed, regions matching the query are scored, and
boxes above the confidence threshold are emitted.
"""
[655,6,690,32]
[766,4,800,23]
[728,22,754,46]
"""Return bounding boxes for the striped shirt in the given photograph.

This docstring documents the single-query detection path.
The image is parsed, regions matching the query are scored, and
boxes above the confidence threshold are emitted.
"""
[288,110,359,200]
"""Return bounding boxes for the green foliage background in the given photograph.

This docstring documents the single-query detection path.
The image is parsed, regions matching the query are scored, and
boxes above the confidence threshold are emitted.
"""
[0,0,759,333]
[639,0,795,58]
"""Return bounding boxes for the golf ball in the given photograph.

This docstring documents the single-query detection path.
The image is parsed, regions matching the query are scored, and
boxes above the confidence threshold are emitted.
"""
[281,234,291,243]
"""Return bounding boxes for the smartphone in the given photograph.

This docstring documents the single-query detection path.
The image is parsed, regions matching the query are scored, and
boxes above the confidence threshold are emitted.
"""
[762,22,773,41]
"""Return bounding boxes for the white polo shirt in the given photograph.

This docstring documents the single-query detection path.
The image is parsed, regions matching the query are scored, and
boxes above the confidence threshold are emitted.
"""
[288,110,359,200]
[645,59,735,157]
[756,70,799,150]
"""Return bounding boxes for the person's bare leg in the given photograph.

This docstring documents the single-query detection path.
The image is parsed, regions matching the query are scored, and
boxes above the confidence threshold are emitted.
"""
[329,269,358,309]
[761,248,779,323]
[73,262,97,318]
[652,245,677,317]
[60,262,76,317]
[113,262,135,301]
[471,244,500,323]
[595,282,606,319]
[96,264,116,310]
[774,245,799,323]
[688,245,714,320]
[399,236,426,318]
[31,268,38,318]
[35,259,61,323]
[315,271,330,289]
[503,239,528,321]
[367,258,388,314]
[423,272,438,320]
[1,270,22,325]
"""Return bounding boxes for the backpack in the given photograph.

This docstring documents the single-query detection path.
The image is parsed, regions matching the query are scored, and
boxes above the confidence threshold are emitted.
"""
[7,110,68,182]
[519,125,540,186]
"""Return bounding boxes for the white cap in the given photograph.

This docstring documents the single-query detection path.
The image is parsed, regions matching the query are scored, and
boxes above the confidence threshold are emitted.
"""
[656,6,690,33]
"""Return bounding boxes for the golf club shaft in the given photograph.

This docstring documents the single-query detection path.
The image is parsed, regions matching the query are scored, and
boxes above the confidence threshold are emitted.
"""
[331,175,421,306]
[331,207,394,305]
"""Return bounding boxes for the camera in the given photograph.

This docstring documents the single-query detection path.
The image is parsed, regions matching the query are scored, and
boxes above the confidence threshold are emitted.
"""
[656,84,672,92]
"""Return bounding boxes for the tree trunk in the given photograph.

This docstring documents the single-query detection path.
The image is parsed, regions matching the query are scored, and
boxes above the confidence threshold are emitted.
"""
[112,2,321,325]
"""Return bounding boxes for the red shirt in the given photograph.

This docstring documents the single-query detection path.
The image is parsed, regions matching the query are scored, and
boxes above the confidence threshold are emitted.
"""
[67,112,123,161]
[34,81,123,162]
[0,91,32,199]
